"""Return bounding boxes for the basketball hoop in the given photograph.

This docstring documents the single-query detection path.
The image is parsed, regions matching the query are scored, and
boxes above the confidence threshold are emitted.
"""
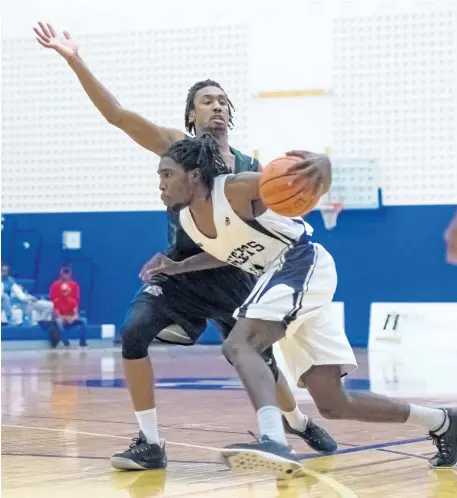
[319,202,344,230]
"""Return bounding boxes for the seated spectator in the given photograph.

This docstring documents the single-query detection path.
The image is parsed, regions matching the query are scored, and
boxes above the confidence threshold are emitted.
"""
[1,263,54,326]
[1,281,9,325]
[53,283,87,348]
[2,263,30,325]
[50,266,80,304]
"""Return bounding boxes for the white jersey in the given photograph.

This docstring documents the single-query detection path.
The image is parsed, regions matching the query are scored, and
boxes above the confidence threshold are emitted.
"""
[179,175,313,276]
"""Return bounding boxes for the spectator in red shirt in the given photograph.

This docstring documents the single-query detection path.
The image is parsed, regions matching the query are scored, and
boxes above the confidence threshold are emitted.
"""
[50,267,80,305]
[53,283,87,347]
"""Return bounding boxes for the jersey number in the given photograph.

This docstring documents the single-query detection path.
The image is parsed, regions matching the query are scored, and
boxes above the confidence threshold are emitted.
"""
[227,241,265,267]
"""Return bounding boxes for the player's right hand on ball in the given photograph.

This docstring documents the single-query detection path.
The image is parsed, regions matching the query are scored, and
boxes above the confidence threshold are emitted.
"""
[33,22,79,60]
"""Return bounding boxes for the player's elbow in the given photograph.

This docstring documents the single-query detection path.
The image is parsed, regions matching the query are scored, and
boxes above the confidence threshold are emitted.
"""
[105,107,124,127]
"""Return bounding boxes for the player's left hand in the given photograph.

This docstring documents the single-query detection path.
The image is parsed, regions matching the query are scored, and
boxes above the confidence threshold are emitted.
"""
[284,150,331,195]
[444,210,457,265]
[139,253,181,281]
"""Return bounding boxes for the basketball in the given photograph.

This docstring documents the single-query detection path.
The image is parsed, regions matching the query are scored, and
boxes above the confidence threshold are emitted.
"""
[259,155,320,217]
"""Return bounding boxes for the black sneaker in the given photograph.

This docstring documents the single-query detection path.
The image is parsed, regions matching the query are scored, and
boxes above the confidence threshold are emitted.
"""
[220,434,303,480]
[428,408,457,469]
[110,432,167,470]
[282,415,337,454]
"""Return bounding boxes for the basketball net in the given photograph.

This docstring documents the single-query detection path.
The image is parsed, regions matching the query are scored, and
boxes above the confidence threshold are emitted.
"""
[319,202,344,230]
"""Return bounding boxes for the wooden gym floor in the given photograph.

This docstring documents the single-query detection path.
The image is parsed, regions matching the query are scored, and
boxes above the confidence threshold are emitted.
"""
[2,343,456,497]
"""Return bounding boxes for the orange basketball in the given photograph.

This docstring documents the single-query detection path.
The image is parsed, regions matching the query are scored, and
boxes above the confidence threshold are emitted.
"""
[259,155,320,217]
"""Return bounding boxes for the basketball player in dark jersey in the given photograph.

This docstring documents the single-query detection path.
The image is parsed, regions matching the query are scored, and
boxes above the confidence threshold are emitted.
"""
[34,22,336,470]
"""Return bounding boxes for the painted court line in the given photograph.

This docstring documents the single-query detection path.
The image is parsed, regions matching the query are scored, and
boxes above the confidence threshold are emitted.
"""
[3,423,429,461]
[3,424,357,498]
[2,452,216,465]
[4,413,371,447]
[2,424,222,452]
[296,436,428,461]
[4,414,255,437]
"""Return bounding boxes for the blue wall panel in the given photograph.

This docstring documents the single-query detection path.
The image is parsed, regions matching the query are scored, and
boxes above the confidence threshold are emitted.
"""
[2,211,168,327]
[2,205,456,346]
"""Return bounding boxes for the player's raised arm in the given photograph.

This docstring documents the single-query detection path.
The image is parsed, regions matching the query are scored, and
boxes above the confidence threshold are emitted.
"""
[33,22,184,155]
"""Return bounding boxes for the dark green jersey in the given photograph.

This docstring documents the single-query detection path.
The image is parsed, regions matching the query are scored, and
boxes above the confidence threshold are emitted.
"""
[166,148,260,261]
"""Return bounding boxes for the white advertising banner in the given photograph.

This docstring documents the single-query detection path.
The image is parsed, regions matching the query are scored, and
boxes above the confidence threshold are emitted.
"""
[369,302,457,352]
[368,349,457,399]
[368,302,457,398]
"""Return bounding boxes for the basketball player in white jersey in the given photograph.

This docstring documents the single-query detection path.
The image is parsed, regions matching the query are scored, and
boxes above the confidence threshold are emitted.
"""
[158,134,457,479]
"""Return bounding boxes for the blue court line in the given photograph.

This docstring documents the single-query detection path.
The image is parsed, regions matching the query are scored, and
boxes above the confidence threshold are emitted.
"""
[2,452,218,465]
[2,417,430,462]
[214,453,410,474]
[1,414,397,451]
[296,436,428,461]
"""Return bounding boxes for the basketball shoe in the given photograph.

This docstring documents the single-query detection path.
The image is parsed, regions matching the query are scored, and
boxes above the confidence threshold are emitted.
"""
[110,432,167,470]
[282,415,337,454]
[428,408,457,469]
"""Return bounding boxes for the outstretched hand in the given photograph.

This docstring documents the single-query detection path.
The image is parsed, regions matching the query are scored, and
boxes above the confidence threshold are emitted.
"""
[33,22,78,60]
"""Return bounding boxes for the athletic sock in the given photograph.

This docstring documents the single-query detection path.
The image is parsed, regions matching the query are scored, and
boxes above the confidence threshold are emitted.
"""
[407,405,449,435]
[135,408,160,444]
[282,406,309,432]
[257,406,288,445]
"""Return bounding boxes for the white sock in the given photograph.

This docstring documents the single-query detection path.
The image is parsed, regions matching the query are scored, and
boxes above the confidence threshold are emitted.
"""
[282,406,309,432]
[135,408,160,444]
[257,406,288,446]
[407,405,449,434]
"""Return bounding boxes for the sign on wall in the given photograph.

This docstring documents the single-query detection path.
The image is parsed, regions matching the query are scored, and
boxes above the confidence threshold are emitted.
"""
[369,302,457,352]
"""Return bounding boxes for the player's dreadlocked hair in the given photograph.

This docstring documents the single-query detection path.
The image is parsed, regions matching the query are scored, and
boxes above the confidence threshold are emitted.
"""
[184,79,235,135]
[163,134,231,197]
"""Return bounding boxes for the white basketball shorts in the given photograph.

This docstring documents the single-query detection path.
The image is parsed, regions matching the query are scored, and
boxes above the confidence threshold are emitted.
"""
[233,241,357,385]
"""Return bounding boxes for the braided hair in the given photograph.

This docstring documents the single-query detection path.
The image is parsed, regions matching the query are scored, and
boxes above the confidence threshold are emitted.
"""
[184,79,235,135]
[163,134,230,196]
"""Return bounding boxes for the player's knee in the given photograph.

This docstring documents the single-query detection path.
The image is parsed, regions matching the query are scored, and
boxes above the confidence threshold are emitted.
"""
[221,335,245,364]
[315,395,348,420]
[120,319,151,360]
[318,404,344,420]
[221,337,235,362]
